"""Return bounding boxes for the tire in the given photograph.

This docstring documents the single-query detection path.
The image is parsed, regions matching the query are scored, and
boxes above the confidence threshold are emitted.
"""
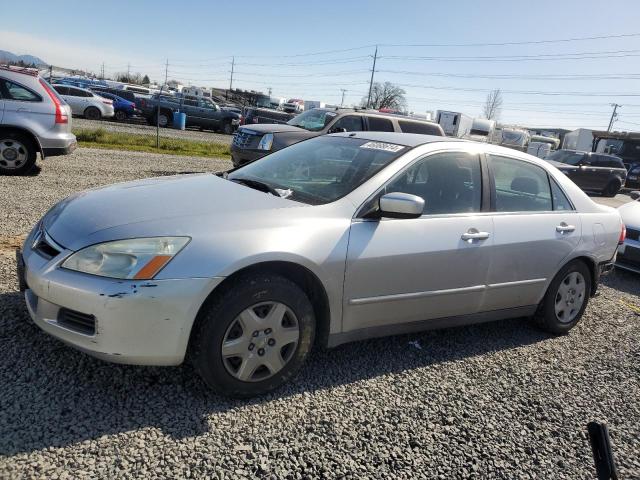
[191,273,315,397]
[534,260,591,334]
[84,106,101,121]
[222,120,234,135]
[114,110,127,122]
[603,180,621,197]
[0,131,37,175]
[155,110,171,128]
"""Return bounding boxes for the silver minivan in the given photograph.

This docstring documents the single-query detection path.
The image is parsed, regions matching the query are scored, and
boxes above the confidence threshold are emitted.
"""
[0,65,77,175]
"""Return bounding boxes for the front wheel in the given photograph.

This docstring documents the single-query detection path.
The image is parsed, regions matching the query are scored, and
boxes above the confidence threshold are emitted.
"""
[0,132,37,175]
[534,260,591,334]
[191,274,315,397]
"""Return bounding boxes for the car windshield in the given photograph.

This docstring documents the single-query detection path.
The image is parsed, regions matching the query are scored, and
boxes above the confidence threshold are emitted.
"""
[228,136,408,205]
[286,109,337,131]
[546,150,585,165]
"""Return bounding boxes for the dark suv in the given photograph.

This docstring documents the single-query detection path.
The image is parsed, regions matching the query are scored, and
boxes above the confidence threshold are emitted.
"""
[230,108,444,167]
[546,149,627,197]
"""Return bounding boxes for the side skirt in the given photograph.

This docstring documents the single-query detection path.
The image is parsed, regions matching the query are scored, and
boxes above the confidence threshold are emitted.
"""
[327,305,538,348]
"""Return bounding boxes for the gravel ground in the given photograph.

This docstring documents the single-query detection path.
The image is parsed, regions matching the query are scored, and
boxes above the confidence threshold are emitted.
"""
[1,148,639,479]
[73,118,233,144]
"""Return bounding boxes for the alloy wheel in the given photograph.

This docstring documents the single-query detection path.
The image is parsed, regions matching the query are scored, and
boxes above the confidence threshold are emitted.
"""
[0,139,28,170]
[554,271,586,323]
[221,301,300,382]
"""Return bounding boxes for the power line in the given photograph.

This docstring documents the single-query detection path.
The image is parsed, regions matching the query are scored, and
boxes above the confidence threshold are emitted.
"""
[394,82,640,97]
[378,32,640,48]
[382,48,640,62]
[377,69,640,80]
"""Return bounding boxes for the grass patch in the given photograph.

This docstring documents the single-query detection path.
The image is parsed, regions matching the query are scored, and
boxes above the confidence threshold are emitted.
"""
[73,128,231,159]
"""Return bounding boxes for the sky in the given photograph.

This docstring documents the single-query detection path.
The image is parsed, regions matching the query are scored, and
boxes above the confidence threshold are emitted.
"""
[2,0,640,130]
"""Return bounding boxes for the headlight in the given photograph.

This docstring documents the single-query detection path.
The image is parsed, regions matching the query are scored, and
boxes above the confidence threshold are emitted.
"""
[257,133,274,151]
[61,237,190,280]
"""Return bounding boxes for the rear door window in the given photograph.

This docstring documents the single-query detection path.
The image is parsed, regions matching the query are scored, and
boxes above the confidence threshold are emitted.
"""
[367,116,395,132]
[1,80,41,101]
[52,85,69,95]
[489,155,553,212]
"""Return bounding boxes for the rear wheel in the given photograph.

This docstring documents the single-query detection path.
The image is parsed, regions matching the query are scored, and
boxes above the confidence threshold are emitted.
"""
[534,260,591,334]
[191,273,315,397]
[155,110,171,128]
[603,179,621,197]
[84,106,101,121]
[0,132,37,175]
[114,110,127,121]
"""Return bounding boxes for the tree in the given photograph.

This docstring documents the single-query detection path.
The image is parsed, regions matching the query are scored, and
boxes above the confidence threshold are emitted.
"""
[483,89,503,120]
[362,82,407,110]
[142,74,151,85]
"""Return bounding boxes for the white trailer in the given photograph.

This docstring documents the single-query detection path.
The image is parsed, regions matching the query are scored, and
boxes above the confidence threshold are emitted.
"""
[303,100,326,111]
[435,110,473,137]
[562,128,593,152]
[466,118,496,142]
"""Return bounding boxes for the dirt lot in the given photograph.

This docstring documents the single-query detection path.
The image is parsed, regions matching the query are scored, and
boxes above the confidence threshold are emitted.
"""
[0,148,639,479]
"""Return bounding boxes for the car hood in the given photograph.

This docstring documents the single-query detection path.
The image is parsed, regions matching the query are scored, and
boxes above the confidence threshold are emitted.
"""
[239,123,307,134]
[618,200,640,228]
[43,174,303,251]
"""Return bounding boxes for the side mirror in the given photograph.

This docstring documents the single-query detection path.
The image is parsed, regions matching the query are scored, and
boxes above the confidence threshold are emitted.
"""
[328,127,347,134]
[379,192,424,219]
[630,191,640,200]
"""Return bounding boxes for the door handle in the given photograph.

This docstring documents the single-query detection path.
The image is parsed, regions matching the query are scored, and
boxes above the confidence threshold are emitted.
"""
[461,229,490,242]
[556,223,576,233]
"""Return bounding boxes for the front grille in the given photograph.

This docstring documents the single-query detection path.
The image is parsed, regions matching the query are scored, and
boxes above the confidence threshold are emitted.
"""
[626,228,639,241]
[619,245,640,264]
[57,308,96,336]
[232,130,259,149]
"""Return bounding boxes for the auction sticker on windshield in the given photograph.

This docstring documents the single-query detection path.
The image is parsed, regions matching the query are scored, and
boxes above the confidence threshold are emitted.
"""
[360,141,405,152]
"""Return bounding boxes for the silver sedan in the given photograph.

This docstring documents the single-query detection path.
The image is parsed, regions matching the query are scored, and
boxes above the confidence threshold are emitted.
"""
[19,132,623,397]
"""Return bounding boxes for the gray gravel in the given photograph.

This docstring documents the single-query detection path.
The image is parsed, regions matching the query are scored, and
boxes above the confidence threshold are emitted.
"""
[73,117,233,144]
[1,148,639,479]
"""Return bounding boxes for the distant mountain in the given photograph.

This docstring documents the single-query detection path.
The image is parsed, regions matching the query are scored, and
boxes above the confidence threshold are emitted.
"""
[0,50,47,66]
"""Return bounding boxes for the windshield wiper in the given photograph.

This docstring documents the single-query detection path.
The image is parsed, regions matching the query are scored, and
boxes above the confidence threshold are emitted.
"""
[230,177,282,197]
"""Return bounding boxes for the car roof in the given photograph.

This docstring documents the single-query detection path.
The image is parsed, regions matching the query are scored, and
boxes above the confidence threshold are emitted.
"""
[329,131,463,147]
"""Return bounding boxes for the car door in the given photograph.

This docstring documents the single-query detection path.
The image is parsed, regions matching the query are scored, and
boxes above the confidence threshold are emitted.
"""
[198,98,219,129]
[182,98,200,126]
[343,150,493,332]
[483,154,581,311]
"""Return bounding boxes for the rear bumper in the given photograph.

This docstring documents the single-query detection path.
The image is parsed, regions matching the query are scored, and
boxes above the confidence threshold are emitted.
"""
[616,240,640,274]
[41,133,77,158]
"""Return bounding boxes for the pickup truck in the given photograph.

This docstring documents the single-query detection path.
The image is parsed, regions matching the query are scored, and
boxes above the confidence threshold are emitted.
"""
[138,94,241,134]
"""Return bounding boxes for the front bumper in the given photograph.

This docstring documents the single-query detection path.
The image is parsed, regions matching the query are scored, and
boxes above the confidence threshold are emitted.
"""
[20,236,222,366]
[230,145,268,167]
[616,238,640,274]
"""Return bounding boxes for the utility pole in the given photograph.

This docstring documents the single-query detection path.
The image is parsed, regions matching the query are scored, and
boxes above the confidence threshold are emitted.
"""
[164,58,169,88]
[48,65,53,83]
[268,87,272,96]
[366,46,378,109]
[227,56,235,100]
[126,63,131,82]
[607,103,621,132]
[100,62,105,80]
[340,89,347,107]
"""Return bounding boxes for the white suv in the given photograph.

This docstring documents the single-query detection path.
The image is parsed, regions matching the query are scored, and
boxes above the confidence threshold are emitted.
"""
[52,85,115,121]
[0,65,77,175]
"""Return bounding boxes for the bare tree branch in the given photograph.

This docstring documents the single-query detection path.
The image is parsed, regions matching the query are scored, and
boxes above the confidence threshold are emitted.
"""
[362,82,407,110]
[483,89,503,120]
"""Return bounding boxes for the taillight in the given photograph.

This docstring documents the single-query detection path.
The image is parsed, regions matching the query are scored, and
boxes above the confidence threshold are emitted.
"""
[39,78,68,124]
[239,115,244,125]
[102,99,113,105]
[619,224,626,245]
